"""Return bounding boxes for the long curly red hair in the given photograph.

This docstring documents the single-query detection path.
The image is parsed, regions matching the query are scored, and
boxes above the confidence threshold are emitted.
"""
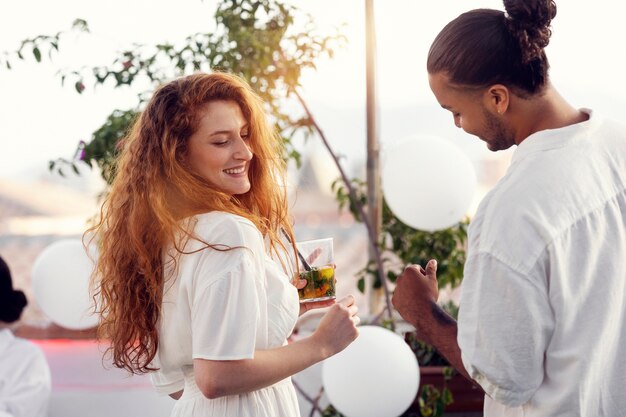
[88,72,296,374]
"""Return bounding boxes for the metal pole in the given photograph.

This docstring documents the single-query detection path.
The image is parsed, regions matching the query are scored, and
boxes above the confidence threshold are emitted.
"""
[365,0,383,315]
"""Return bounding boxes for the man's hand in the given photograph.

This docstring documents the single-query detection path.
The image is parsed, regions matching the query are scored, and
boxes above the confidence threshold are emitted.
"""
[392,259,476,385]
[392,259,439,338]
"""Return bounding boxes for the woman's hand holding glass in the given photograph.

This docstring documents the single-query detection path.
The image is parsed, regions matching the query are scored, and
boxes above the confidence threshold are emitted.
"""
[310,295,360,359]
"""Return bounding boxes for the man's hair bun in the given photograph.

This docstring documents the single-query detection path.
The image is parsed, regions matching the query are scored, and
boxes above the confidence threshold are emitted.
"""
[503,0,557,63]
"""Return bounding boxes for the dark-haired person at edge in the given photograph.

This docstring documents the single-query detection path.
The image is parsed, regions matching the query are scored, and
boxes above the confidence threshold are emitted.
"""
[0,255,51,417]
[89,71,359,417]
[392,0,626,416]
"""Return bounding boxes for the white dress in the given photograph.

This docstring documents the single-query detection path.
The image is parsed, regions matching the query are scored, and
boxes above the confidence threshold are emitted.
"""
[0,329,51,417]
[150,212,301,417]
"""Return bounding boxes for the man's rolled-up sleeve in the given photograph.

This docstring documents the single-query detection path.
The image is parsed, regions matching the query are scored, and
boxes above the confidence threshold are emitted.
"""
[458,251,554,407]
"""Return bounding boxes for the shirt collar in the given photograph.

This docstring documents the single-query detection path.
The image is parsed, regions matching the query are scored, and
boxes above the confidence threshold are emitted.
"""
[510,108,597,167]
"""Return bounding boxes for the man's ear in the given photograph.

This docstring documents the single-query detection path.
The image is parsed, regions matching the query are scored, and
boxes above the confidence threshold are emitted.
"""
[485,84,509,114]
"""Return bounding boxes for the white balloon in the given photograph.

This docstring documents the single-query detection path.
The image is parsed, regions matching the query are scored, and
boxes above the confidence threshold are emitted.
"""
[322,325,419,417]
[382,134,477,231]
[31,239,99,330]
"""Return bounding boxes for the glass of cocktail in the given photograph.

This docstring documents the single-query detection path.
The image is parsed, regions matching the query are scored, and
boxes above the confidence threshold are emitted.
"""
[295,237,336,303]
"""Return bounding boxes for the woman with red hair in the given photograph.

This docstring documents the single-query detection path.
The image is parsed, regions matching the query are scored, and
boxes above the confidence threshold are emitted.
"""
[89,72,359,416]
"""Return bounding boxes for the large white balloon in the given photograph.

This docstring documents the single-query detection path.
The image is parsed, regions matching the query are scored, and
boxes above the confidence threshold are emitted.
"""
[322,325,419,417]
[31,239,99,330]
[382,134,477,231]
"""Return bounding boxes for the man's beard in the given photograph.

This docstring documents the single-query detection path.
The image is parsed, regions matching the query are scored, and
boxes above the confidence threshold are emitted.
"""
[482,108,515,152]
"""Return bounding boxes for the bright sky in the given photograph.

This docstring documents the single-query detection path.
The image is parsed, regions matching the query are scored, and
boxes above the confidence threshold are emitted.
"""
[1,0,625,184]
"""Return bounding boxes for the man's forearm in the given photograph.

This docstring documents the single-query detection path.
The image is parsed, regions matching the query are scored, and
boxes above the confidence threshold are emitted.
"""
[391,262,482,389]
[412,302,474,383]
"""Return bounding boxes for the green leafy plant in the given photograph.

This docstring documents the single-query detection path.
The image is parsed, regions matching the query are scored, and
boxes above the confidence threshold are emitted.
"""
[13,0,345,183]
[321,405,345,417]
[416,378,454,417]
[403,331,456,417]
[0,19,89,70]
[49,109,137,184]
[332,178,468,293]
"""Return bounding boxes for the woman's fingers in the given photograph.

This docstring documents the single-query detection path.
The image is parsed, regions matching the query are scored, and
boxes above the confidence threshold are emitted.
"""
[347,303,359,318]
[336,296,358,317]
[301,298,335,312]
[337,294,355,307]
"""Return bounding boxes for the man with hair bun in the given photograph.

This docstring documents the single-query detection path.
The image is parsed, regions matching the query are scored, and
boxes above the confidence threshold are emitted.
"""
[0,255,52,417]
[393,0,626,416]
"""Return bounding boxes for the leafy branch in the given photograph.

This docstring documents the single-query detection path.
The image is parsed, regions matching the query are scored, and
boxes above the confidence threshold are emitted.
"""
[333,178,468,293]
[36,1,345,182]
[0,19,89,70]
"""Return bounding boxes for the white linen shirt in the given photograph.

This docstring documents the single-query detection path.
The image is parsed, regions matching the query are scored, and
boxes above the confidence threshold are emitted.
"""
[458,110,626,416]
[0,329,51,417]
[150,212,301,417]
